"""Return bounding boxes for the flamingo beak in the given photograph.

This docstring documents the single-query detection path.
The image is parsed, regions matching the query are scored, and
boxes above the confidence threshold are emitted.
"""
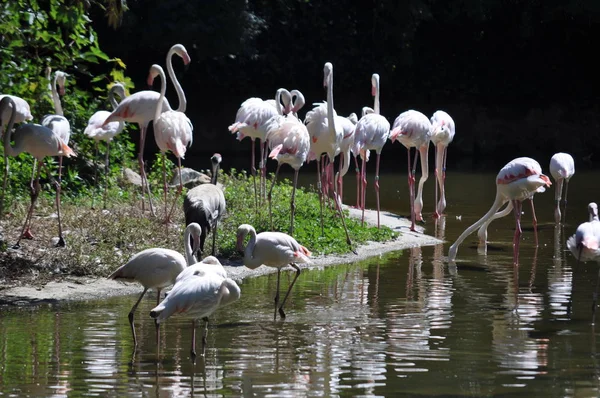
[540,174,552,187]
[193,234,201,258]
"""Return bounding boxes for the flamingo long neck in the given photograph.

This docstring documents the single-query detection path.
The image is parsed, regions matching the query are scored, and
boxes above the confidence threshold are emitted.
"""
[448,192,507,262]
[108,88,119,110]
[326,70,337,158]
[219,279,241,306]
[184,227,196,266]
[243,228,261,269]
[153,67,168,126]
[373,76,380,115]
[211,162,220,185]
[1,97,19,157]
[275,89,285,115]
[167,48,187,113]
[52,74,64,116]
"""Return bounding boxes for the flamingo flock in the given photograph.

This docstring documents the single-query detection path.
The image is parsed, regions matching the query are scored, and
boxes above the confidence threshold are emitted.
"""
[3,49,598,358]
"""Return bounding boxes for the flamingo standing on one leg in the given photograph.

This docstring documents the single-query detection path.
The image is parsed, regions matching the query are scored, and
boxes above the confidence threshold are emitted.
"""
[237,223,311,320]
[389,110,432,232]
[265,110,310,235]
[108,222,203,348]
[430,110,455,218]
[448,157,551,264]
[352,73,390,228]
[149,53,193,223]
[567,202,600,323]
[0,96,76,248]
[0,94,32,217]
[84,83,126,209]
[103,45,188,216]
[549,152,575,224]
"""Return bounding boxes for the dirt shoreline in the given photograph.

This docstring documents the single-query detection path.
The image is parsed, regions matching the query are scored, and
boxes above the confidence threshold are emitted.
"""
[0,207,443,306]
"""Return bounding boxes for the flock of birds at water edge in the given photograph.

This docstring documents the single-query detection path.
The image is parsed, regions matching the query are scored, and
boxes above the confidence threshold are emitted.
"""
[0,42,596,360]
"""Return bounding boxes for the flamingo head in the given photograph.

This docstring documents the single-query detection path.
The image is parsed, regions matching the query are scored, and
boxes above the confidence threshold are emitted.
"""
[389,127,401,143]
[236,224,252,253]
[55,71,67,96]
[371,73,380,97]
[589,202,599,221]
[290,89,305,114]
[171,44,191,65]
[211,153,222,165]
[147,64,161,87]
[323,62,333,88]
[110,83,127,100]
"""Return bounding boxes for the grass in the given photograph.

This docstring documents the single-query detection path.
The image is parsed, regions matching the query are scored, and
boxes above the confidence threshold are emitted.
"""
[0,167,398,283]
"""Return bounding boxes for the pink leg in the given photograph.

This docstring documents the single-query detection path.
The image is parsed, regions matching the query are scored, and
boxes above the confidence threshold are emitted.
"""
[316,156,324,234]
[250,138,258,210]
[354,154,361,209]
[530,198,538,247]
[162,153,169,223]
[375,152,381,229]
[138,125,155,216]
[433,145,440,219]
[512,199,523,265]
[361,153,367,226]
[166,157,184,222]
[407,148,417,232]
[290,169,299,236]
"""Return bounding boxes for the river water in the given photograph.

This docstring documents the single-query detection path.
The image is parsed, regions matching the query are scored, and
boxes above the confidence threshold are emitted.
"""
[1,170,599,397]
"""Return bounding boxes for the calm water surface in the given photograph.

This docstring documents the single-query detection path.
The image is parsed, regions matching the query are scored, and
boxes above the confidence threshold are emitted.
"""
[2,170,600,397]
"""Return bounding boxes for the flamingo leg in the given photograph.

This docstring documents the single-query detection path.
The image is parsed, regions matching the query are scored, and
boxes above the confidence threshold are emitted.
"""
[316,156,324,235]
[268,163,281,230]
[512,199,523,265]
[201,316,209,357]
[433,144,439,218]
[407,148,416,232]
[51,161,66,247]
[103,140,111,210]
[338,152,344,202]
[155,288,162,347]
[361,152,367,226]
[289,168,299,236]
[332,169,355,252]
[278,263,301,319]
[354,154,361,209]
[91,141,99,209]
[0,154,9,219]
[138,125,155,216]
[259,139,266,203]
[563,179,570,224]
[14,162,42,249]
[166,157,184,222]
[162,153,169,224]
[438,145,448,216]
[211,218,219,256]
[250,138,258,211]
[191,319,198,361]
[128,287,148,348]
[375,152,381,229]
[554,178,564,224]
[593,269,600,325]
[274,268,282,321]
[414,144,429,223]
[530,198,539,246]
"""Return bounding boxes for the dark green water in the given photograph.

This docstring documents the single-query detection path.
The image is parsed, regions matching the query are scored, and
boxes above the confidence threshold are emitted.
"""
[1,170,599,397]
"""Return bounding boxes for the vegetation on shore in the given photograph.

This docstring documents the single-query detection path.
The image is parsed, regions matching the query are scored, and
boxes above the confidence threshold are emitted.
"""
[0,160,398,283]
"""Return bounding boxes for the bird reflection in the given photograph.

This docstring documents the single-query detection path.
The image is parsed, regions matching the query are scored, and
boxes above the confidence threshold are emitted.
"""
[549,224,573,320]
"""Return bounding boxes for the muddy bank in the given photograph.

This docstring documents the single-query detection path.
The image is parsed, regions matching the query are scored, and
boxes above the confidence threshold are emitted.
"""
[0,207,442,306]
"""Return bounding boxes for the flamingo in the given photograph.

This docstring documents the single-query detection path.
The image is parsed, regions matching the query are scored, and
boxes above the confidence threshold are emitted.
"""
[84,83,126,209]
[41,70,71,184]
[0,93,33,217]
[265,109,310,235]
[108,222,202,348]
[389,110,432,231]
[237,223,311,320]
[0,96,75,248]
[289,89,306,118]
[352,73,391,228]
[183,153,226,257]
[304,62,354,249]
[149,59,193,223]
[430,110,455,218]
[103,44,189,215]
[447,157,551,264]
[566,202,600,323]
[150,266,241,360]
[549,152,575,224]
[229,88,292,209]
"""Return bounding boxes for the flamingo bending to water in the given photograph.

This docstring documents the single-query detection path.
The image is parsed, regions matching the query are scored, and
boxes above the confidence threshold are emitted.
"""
[549,152,575,224]
[430,110,455,218]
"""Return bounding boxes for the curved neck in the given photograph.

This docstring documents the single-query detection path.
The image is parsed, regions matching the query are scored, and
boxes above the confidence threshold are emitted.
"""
[108,88,119,110]
[275,89,285,115]
[220,279,241,306]
[167,49,187,112]
[1,97,18,157]
[184,226,196,265]
[154,67,168,125]
[243,228,259,267]
[52,74,64,116]
[373,77,380,115]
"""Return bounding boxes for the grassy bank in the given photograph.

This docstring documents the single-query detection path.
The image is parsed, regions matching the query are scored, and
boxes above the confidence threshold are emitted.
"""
[0,168,397,283]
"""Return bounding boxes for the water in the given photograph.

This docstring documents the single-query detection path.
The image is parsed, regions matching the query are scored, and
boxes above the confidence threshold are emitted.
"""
[1,170,600,397]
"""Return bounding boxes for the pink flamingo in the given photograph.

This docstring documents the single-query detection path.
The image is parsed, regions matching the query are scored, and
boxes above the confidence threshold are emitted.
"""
[237,223,311,320]
[0,96,76,248]
[0,93,33,216]
[567,202,600,323]
[389,110,432,231]
[352,73,390,228]
[265,109,310,235]
[448,157,551,264]
[103,45,189,215]
[149,57,193,223]
[549,152,575,224]
[430,110,455,218]
[84,83,126,209]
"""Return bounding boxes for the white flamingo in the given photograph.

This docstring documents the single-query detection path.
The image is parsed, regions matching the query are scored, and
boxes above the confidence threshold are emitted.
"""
[567,202,600,323]
[84,83,127,209]
[0,93,33,216]
[430,110,455,218]
[150,265,240,360]
[108,222,202,347]
[304,62,354,249]
[0,96,75,248]
[352,73,390,228]
[265,108,310,235]
[448,157,551,264]
[549,152,575,224]
[149,58,193,223]
[237,223,311,320]
[103,44,189,215]
[389,110,432,231]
